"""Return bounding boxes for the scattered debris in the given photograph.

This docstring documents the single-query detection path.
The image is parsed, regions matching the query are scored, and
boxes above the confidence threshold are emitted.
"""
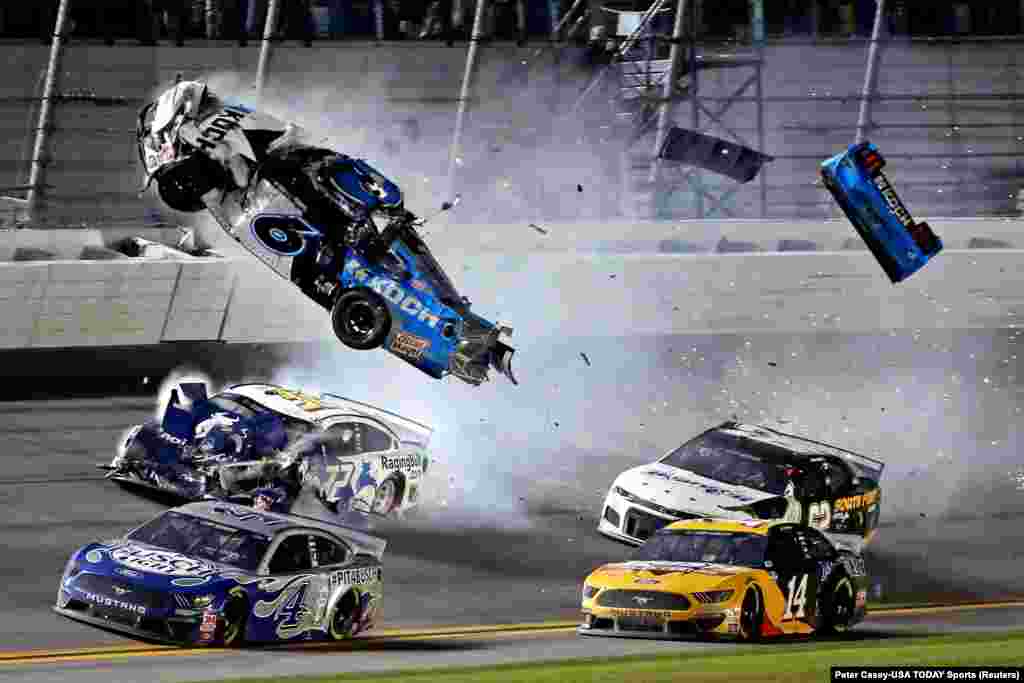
[609,274,616,279]
[577,184,583,192]
[553,421,560,428]
[528,223,548,235]
[580,352,591,367]
[768,361,777,367]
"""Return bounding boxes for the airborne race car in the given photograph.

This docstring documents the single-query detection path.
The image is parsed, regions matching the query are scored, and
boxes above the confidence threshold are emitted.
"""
[598,422,884,553]
[137,81,515,386]
[101,381,433,518]
[579,518,869,641]
[55,501,385,646]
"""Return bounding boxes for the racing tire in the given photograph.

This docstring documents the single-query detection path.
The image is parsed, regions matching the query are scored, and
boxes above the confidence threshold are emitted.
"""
[155,155,229,213]
[220,593,249,647]
[737,586,763,642]
[328,589,358,640]
[331,289,391,350]
[371,477,401,516]
[818,576,856,636]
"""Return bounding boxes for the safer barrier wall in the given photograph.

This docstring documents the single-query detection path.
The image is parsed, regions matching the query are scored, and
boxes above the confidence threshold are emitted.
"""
[2,217,1020,351]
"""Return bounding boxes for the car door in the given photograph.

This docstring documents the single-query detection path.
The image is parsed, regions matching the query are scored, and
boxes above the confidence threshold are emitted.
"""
[764,525,819,632]
[250,532,320,640]
[314,419,403,513]
[308,533,382,637]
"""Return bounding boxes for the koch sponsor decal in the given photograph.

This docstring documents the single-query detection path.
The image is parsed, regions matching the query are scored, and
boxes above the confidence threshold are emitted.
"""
[871,174,914,228]
[329,566,382,587]
[112,545,219,577]
[390,332,430,361]
[834,489,880,513]
[348,266,441,328]
[380,453,421,471]
[196,107,248,152]
[82,591,147,615]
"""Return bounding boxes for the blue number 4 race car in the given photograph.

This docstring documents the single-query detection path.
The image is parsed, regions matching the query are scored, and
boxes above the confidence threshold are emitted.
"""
[821,142,942,283]
[55,501,386,646]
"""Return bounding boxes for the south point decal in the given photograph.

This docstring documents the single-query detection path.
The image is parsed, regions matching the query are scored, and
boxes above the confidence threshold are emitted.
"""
[111,544,219,577]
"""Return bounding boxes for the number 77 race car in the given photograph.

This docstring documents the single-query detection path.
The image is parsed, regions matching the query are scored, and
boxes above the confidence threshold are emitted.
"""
[579,518,869,641]
[55,501,386,645]
[137,80,515,386]
[821,141,942,283]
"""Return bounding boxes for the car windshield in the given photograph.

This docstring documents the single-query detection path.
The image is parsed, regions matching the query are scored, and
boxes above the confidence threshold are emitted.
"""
[632,530,768,567]
[660,432,792,494]
[127,511,271,572]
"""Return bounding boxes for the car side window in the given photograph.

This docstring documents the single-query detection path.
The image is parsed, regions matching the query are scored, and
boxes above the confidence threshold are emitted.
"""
[324,423,364,457]
[268,534,314,574]
[310,534,349,568]
[800,528,836,561]
[363,425,394,453]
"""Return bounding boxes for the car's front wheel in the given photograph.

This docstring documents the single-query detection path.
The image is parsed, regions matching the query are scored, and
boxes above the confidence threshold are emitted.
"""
[155,155,228,213]
[737,586,763,642]
[331,289,391,350]
[818,576,856,635]
[220,592,248,647]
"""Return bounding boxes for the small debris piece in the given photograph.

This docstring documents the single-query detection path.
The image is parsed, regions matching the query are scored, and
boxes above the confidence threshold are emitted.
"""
[577,184,583,192]
[609,274,616,279]
[553,421,560,428]
[768,361,777,367]
[528,223,548,235]
[580,352,591,366]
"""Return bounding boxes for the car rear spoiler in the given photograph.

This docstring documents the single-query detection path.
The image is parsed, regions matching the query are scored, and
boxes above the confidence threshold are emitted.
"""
[719,421,886,482]
[320,394,434,448]
[752,423,886,482]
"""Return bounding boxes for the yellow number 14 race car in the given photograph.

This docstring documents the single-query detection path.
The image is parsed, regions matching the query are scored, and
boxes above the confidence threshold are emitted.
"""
[579,518,869,641]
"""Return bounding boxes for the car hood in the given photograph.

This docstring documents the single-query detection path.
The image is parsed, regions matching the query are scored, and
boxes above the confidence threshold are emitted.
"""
[614,463,779,515]
[587,561,756,591]
[74,541,255,590]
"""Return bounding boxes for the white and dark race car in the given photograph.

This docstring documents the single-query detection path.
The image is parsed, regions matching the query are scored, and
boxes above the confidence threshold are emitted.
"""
[100,381,433,519]
[137,80,515,386]
[598,422,884,553]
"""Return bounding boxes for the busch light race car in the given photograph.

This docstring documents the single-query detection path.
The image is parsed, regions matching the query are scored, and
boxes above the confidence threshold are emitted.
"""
[137,80,515,386]
[598,422,885,554]
[821,141,942,283]
[55,501,385,646]
[100,380,433,519]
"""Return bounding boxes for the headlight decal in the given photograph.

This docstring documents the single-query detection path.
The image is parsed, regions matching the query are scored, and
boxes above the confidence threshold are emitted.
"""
[692,590,735,604]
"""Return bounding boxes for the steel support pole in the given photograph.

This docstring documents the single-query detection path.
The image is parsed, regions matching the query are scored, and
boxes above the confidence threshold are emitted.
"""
[27,0,72,220]
[648,0,688,185]
[750,0,764,44]
[256,0,282,101]
[446,0,489,199]
[855,0,886,143]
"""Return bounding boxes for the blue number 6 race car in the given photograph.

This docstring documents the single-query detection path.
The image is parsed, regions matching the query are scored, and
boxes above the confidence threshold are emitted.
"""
[820,142,942,283]
[55,502,385,646]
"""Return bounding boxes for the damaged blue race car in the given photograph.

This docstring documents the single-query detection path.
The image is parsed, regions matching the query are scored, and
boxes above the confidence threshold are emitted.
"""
[821,141,942,283]
[137,80,515,386]
[55,501,386,646]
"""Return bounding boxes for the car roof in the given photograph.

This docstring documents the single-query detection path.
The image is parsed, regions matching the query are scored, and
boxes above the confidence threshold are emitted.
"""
[712,422,885,480]
[662,517,784,536]
[219,383,433,446]
[169,501,387,556]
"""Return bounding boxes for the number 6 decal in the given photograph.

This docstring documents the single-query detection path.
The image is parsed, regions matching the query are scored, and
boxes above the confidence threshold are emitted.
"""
[782,574,808,620]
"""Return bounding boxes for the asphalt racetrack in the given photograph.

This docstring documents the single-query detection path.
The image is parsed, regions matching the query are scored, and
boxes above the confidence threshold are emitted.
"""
[1,396,1023,682]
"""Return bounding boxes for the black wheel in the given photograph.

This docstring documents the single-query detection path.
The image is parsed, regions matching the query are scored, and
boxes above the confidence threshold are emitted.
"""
[738,586,763,642]
[331,289,391,350]
[220,592,248,647]
[819,576,856,635]
[155,155,229,213]
[371,477,401,516]
[328,589,358,640]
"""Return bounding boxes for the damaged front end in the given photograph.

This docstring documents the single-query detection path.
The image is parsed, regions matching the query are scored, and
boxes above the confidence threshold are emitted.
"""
[449,315,516,386]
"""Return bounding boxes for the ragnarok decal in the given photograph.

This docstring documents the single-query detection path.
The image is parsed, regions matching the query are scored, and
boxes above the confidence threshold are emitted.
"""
[380,453,420,471]
[111,545,219,577]
[390,331,430,361]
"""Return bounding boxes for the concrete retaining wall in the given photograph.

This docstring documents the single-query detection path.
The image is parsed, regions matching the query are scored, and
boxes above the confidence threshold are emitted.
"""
[0,217,1021,350]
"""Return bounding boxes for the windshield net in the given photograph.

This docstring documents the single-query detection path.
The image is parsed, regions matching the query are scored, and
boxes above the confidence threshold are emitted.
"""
[660,432,792,494]
[632,530,768,567]
[128,511,270,572]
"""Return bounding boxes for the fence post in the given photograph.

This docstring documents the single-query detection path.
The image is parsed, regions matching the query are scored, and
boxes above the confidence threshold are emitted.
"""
[648,0,688,185]
[854,0,886,143]
[256,0,282,101]
[446,0,490,200]
[27,0,72,223]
